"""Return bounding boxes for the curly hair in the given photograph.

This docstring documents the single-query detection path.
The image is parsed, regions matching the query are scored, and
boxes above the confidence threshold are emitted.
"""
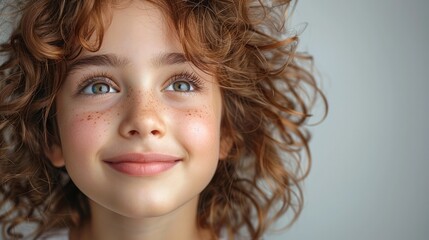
[0,0,327,239]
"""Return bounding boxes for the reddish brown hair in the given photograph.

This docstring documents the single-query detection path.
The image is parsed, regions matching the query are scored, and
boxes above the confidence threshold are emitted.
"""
[0,0,327,239]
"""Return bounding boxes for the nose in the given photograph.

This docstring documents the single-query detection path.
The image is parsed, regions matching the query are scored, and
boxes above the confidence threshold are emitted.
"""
[118,91,166,139]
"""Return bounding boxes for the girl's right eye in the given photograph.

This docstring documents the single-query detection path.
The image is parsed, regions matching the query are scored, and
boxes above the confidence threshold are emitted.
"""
[79,78,119,95]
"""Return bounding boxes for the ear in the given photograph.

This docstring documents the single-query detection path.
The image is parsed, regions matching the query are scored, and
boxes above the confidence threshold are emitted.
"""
[219,135,233,160]
[45,144,65,167]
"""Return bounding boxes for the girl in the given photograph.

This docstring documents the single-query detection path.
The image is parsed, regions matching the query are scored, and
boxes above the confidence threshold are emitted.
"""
[0,0,326,239]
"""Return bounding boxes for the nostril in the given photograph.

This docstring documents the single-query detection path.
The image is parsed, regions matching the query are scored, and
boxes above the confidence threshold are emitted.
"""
[150,130,160,136]
[129,130,139,136]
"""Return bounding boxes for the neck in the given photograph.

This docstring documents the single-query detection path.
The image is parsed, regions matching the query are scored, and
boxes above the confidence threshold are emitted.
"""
[70,198,211,240]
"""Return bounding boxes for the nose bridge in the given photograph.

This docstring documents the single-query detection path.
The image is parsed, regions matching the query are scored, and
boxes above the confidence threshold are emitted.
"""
[119,88,165,138]
[130,89,158,112]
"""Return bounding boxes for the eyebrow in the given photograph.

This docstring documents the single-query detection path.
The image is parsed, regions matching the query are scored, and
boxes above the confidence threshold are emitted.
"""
[152,52,188,67]
[67,52,189,73]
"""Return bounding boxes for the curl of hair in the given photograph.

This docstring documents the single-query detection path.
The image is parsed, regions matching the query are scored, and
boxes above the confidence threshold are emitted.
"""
[0,0,327,239]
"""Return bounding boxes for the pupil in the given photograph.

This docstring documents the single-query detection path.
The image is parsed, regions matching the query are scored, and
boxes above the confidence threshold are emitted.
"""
[174,82,189,91]
[93,84,108,93]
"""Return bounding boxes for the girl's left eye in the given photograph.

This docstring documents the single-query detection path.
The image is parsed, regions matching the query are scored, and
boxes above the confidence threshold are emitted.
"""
[165,81,195,92]
[164,72,202,92]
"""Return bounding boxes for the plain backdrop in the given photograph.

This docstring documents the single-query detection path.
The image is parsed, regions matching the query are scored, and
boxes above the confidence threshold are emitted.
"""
[1,0,429,240]
[268,0,429,239]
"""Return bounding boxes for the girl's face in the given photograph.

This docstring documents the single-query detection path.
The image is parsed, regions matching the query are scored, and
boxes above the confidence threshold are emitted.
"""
[49,1,223,219]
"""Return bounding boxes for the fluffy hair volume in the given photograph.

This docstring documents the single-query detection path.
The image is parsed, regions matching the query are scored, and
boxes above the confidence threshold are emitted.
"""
[0,0,327,239]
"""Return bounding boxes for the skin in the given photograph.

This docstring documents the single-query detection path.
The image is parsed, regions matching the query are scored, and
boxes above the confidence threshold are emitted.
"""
[48,1,225,239]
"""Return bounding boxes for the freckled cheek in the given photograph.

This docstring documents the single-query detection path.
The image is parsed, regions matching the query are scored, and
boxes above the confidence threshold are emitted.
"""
[57,112,113,159]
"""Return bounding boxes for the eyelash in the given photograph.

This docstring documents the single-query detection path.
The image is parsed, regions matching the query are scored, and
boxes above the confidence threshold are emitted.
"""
[165,71,203,92]
[76,70,203,96]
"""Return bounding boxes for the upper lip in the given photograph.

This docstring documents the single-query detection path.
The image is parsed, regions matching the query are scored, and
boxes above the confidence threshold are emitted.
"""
[103,153,182,163]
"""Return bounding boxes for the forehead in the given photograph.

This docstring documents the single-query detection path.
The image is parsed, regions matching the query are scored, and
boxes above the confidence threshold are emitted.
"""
[66,0,216,75]
[73,1,183,62]
[107,2,179,46]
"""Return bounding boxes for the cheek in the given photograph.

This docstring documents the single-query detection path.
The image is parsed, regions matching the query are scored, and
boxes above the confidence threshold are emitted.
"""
[178,107,221,157]
[57,111,113,158]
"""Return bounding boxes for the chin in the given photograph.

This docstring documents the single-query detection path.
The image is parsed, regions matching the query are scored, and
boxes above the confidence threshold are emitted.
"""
[93,196,197,220]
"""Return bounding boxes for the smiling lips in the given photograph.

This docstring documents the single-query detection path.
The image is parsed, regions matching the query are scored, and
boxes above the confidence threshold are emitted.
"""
[103,153,181,176]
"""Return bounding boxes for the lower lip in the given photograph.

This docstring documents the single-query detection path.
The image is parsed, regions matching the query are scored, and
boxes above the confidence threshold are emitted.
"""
[106,161,179,176]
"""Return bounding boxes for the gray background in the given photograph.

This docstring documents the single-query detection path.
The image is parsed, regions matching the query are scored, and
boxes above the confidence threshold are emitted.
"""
[269,0,429,239]
[1,0,429,239]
